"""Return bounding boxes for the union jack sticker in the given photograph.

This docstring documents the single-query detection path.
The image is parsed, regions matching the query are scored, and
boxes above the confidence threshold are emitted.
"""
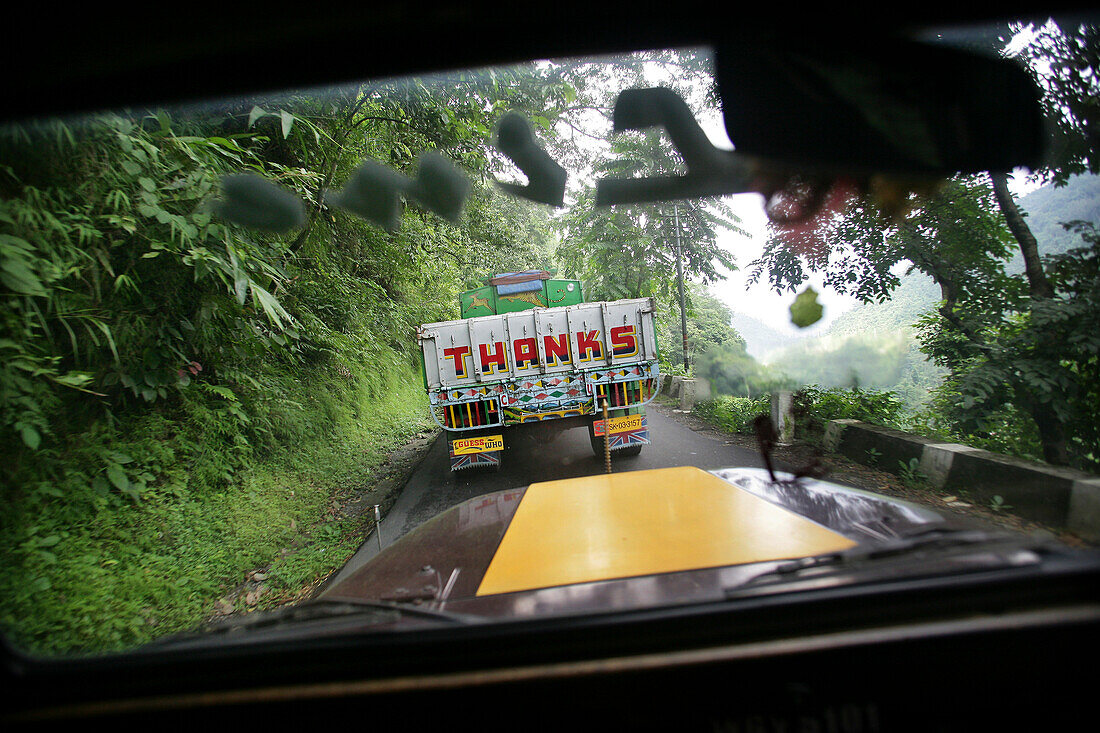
[450,450,502,472]
[603,416,649,450]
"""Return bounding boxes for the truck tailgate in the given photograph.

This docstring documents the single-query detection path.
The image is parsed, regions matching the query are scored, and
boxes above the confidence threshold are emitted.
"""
[418,298,658,389]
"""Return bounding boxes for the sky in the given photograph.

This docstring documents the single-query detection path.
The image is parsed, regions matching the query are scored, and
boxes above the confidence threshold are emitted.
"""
[695,112,860,335]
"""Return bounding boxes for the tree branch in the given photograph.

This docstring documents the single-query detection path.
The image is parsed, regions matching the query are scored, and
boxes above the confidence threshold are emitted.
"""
[990,171,1054,299]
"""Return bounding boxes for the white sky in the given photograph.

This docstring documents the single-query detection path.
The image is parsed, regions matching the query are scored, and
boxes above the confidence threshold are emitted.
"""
[694,111,858,335]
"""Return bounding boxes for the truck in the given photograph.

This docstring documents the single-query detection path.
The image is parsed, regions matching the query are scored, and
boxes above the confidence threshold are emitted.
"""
[417,270,661,471]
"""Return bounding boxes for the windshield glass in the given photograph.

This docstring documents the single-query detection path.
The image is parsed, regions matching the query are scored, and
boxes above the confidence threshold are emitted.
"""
[2,17,1098,658]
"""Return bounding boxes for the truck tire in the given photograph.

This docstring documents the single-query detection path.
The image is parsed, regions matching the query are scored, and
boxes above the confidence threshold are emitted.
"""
[617,444,642,457]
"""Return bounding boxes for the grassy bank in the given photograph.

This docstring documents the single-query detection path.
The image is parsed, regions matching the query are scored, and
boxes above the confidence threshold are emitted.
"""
[0,363,432,657]
[691,395,772,434]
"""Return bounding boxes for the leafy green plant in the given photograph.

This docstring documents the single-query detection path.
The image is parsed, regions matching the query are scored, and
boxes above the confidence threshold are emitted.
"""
[990,495,1014,512]
[897,458,926,487]
[0,68,578,656]
[663,361,693,378]
[692,395,771,434]
[791,387,905,435]
[865,447,882,466]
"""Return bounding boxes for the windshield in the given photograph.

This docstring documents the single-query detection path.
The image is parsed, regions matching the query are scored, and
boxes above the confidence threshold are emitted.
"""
[2,16,1098,659]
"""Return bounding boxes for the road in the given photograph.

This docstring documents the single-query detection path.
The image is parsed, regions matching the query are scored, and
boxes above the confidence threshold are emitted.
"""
[328,402,777,586]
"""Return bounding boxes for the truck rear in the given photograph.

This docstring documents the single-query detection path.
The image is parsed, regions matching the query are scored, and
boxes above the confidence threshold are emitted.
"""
[418,272,660,471]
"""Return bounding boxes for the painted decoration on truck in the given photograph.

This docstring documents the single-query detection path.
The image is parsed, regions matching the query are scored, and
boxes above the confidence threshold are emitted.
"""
[460,287,496,318]
[451,434,505,455]
[503,405,593,422]
[497,291,546,307]
[450,450,501,472]
[421,298,657,388]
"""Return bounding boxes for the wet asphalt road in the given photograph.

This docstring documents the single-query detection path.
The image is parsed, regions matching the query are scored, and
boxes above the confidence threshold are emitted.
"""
[328,403,773,586]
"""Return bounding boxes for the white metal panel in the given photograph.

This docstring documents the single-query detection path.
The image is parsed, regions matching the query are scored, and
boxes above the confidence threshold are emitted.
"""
[419,298,656,390]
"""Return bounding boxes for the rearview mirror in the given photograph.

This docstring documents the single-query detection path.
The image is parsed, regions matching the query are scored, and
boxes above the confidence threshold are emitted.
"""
[714,34,1045,175]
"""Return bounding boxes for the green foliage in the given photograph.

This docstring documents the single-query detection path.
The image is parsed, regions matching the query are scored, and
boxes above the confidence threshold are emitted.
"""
[552,51,747,349]
[695,342,795,399]
[692,395,772,434]
[0,63,575,656]
[898,458,926,488]
[656,283,745,372]
[0,363,431,655]
[753,169,1100,470]
[915,220,1100,470]
[792,386,905,430]
[745,19,1100,469]
[770,331,909,390]
[556,186,740,306]
[1008,19,1100,184]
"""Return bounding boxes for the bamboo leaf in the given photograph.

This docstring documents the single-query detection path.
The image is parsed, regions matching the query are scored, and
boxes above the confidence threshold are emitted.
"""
[1,257,47,296]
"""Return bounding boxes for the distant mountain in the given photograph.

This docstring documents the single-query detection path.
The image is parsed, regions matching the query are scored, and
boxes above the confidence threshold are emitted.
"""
[827,272,941,339]
[1011,174,1100,269]
[730,312,810,361]
[727,176,1098,370]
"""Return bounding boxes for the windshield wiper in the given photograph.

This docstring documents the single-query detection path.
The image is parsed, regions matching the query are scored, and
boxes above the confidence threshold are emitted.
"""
[146,598,477,648]
[729,528,1043,594]
[305,598,479,624]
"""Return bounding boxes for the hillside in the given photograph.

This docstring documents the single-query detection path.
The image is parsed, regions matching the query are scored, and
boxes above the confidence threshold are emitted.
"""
[1015,174,1100,262]
[826,272,941,339]
[729,311,810,361]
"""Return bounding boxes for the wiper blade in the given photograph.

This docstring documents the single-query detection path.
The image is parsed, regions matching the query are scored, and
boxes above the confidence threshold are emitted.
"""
[147,598,476,648]
[732,528,1040,592]
[307,598,478,625]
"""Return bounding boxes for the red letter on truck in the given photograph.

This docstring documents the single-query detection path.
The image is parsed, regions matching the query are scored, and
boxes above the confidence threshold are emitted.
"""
[543,334,571,365]
[443,346,471,378]
[479,342,508,375]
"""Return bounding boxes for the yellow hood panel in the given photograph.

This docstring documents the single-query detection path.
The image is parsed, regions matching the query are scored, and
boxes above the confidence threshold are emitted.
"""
[477,466,858,597]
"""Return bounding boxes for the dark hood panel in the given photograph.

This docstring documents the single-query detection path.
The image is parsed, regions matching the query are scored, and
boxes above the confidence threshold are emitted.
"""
[324,468,969,614]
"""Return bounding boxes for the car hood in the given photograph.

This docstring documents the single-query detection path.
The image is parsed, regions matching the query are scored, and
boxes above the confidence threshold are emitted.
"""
[320,466,998,620]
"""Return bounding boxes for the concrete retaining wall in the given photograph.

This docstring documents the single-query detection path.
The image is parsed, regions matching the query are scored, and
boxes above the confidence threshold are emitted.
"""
[662,375,703,411]
[825,419,1100,541]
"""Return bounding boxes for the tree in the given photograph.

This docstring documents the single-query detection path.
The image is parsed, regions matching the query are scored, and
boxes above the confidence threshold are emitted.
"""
[748,20,1100,469]
[1008,19,1100,184]
[555,118,745,369]
[655,284,744,370]
[753,174,1100,468]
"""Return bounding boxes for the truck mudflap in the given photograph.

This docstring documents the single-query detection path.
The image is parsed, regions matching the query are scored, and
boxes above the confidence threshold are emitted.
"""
[449,433,504,472]
[592,413,650,451]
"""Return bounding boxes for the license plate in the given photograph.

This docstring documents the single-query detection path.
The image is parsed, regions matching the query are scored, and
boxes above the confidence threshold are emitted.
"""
[451,434,505,455]
[592,414,643,437]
